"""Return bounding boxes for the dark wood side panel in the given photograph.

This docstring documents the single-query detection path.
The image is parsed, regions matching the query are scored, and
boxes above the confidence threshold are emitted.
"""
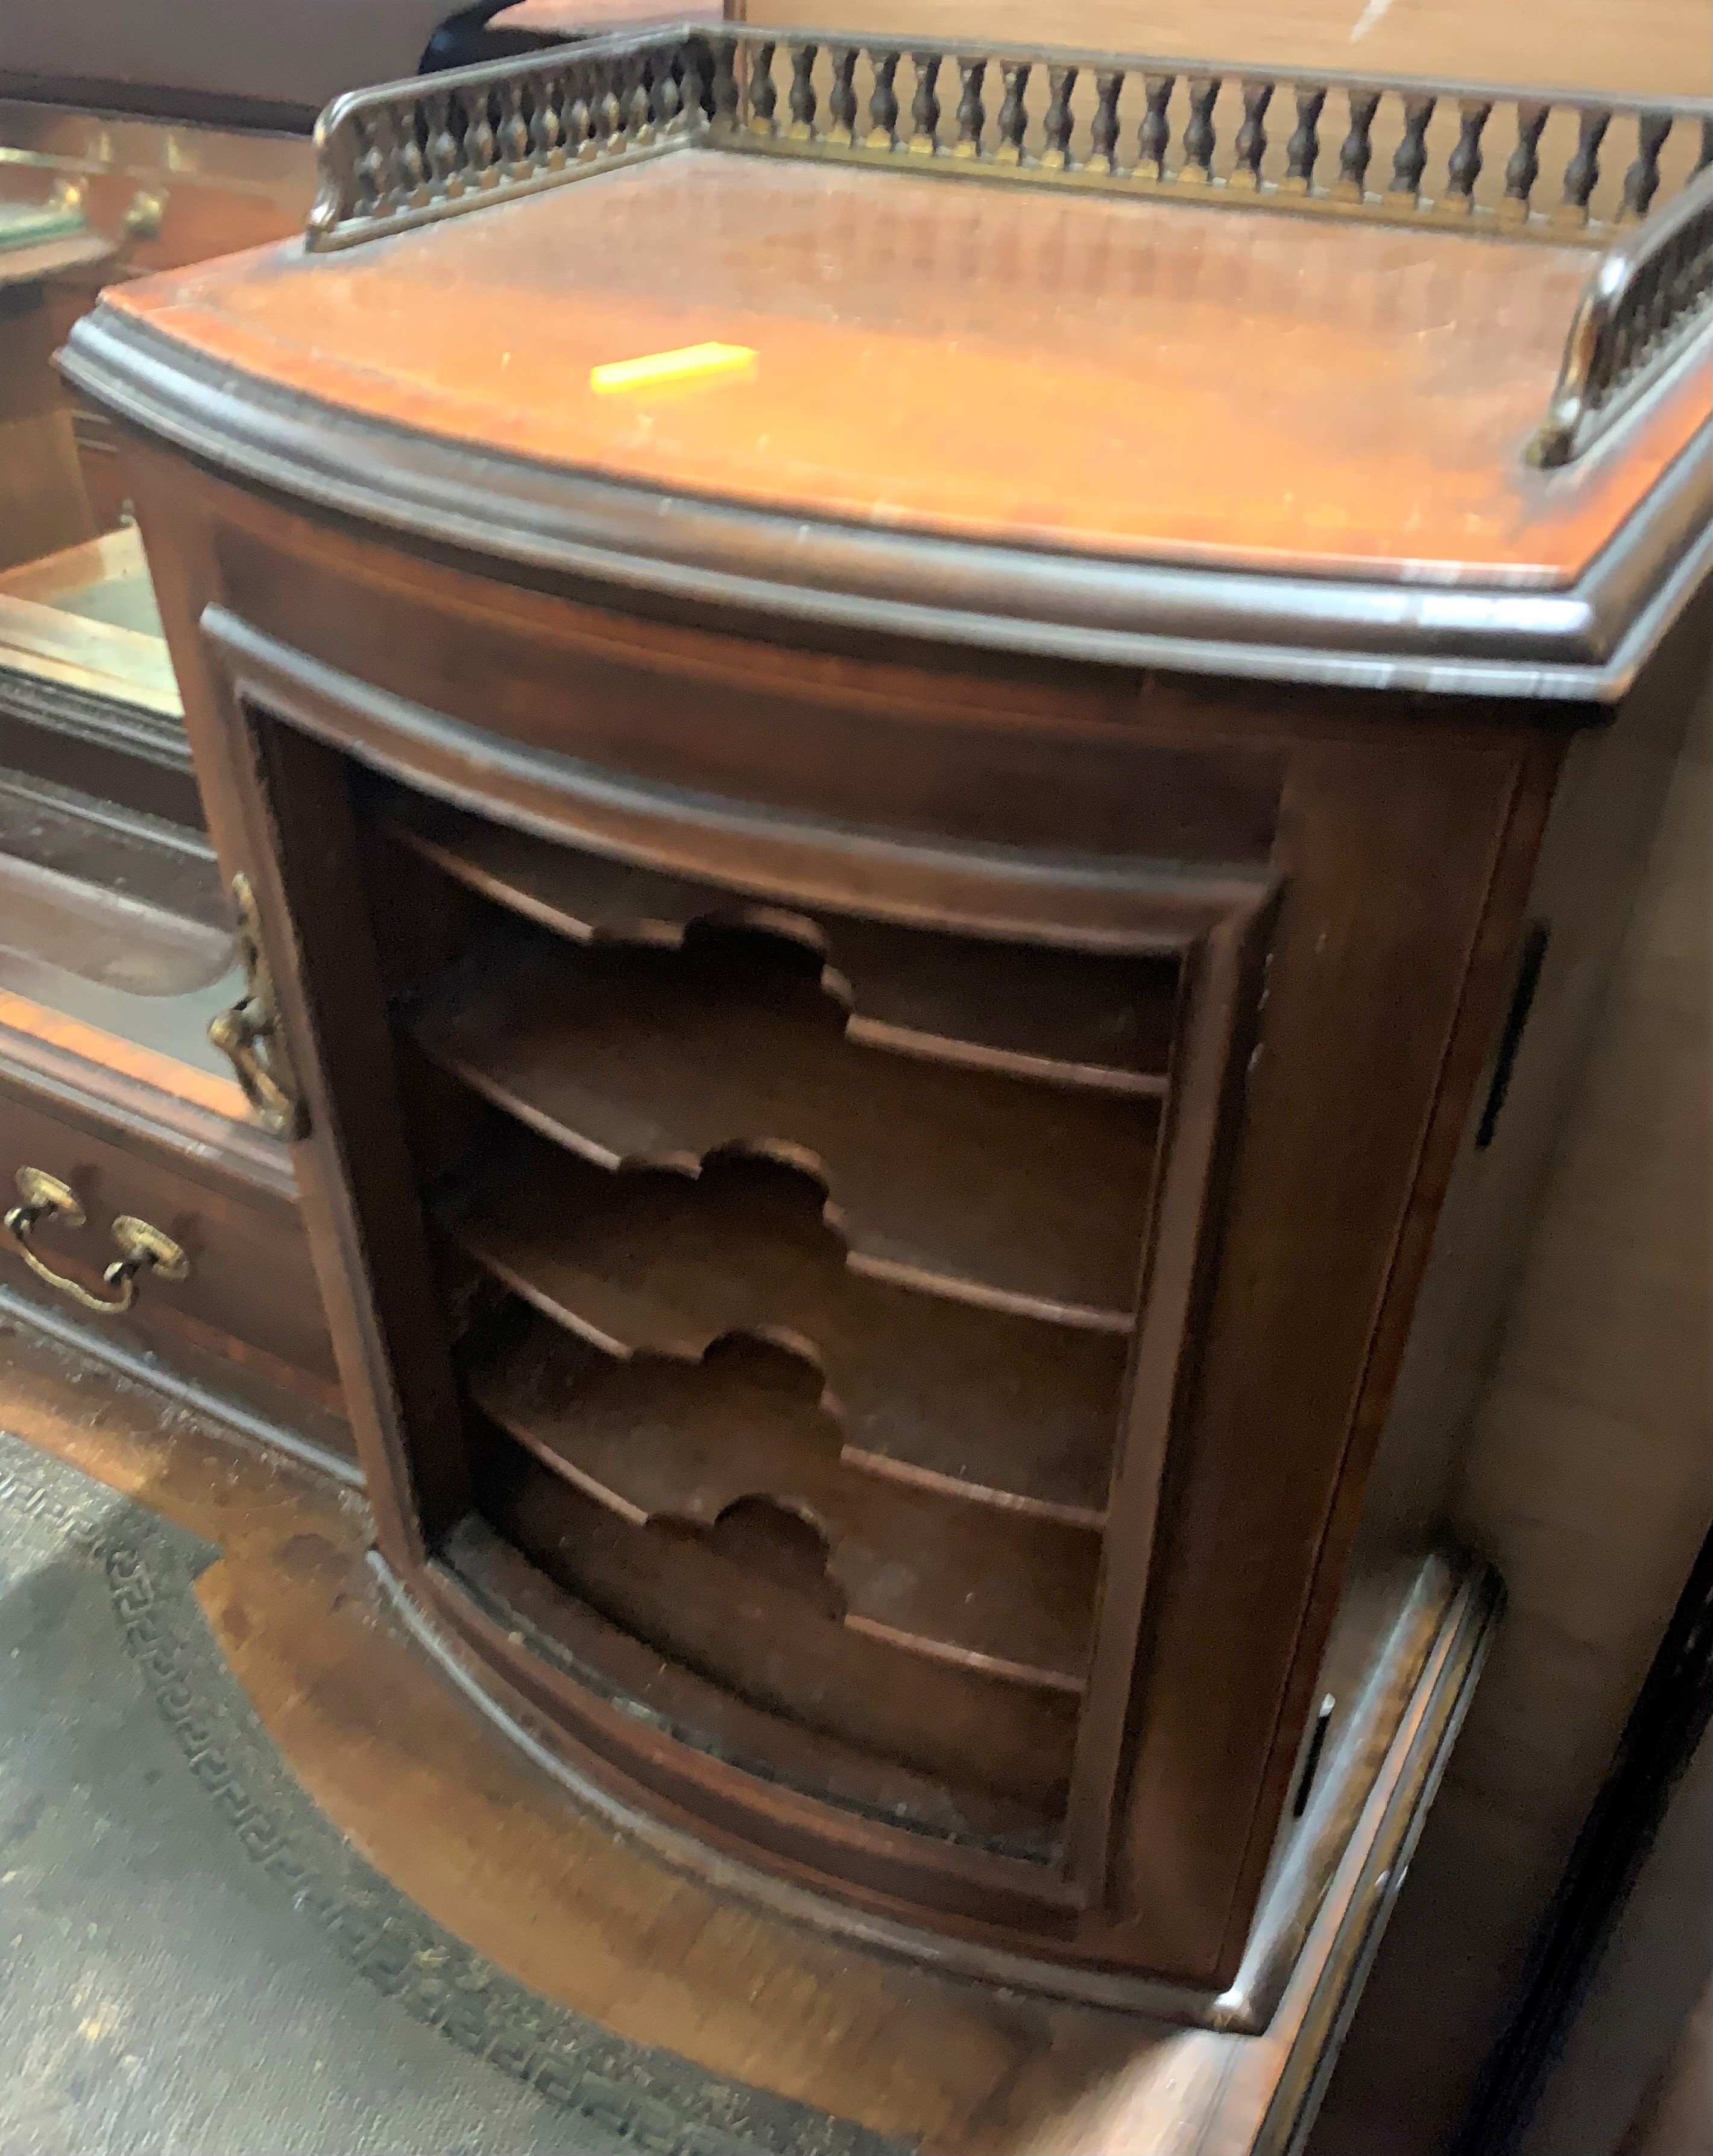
[1112,724,1556,1984]
[1360,589,1713,1552]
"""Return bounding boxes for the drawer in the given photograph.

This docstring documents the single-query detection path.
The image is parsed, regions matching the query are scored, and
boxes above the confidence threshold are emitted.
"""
[0,1078,342,1425]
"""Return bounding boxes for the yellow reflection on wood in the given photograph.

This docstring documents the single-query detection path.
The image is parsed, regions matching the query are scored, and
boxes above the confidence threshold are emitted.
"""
[589,342,757,394]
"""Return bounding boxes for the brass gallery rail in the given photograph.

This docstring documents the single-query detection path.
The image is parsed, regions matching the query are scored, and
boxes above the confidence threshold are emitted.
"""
[306,23,1713,467]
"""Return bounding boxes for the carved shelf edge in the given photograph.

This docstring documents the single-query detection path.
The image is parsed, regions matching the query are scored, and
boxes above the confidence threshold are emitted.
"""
[437,1508,1075,1853]
[382,795,1179,1096]
[409,929,1159,1329]
[442,1134,1126,1525]
[468,1309,1102,1692]
[307,22,1713,258]
[1533,165,1713,467]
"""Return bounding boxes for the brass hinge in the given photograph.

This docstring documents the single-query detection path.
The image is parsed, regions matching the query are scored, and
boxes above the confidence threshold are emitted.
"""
[208,872,307,1139]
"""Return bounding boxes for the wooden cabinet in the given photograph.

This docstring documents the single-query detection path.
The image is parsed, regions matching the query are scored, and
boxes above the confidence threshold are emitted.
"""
[62,23,1712,2015]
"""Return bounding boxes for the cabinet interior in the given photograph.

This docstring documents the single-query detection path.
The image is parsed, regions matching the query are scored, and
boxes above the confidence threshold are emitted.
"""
[359,777,1189,1856]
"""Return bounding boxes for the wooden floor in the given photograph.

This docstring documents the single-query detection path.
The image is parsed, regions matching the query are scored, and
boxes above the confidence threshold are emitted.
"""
[0,1291,1502,2154]
[0,1310,1360,2152]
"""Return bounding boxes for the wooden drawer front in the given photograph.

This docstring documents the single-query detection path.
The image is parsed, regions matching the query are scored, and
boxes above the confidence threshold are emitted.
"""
[0,1084,339,1405]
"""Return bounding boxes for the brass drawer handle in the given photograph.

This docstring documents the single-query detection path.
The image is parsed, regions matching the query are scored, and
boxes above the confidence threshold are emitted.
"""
[4,1166,191,1317]
[209,873,306,1139]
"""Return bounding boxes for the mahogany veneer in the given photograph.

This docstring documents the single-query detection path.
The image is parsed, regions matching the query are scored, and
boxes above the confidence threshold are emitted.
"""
[60,20,1713,2015]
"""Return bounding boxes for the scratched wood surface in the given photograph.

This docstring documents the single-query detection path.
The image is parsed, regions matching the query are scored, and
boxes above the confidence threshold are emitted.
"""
[106,148,1707,588]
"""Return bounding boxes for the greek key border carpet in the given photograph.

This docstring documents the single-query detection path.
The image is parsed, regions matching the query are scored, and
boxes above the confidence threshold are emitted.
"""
[0,1427,903,2156]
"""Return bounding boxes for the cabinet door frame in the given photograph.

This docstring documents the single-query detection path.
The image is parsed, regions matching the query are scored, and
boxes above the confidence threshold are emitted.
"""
[200,601,1281,1947]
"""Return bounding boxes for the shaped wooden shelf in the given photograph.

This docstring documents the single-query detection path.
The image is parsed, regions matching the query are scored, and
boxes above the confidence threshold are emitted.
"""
[444,1136,1127,1524]
[467,1310,1102,1693]
[443,1510,1071,1848]
[412,923,1159,1325]
[385,793,1180,1092]
[468,1443,1081,1822]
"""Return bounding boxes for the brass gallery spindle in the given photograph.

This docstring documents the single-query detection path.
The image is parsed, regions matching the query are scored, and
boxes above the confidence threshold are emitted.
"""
[1089,70,1123,175]
[626,65,652,141]
[566,83,592,159]
[787,43,816,139]
[678,48,704,126]
[827,46,858,144]
[1335,88,1380,200]
[996,61,1031,165]
[953,57,986,157]
[748,41,778,134]
[1281,85,1325,192]
[654,56,681,133]
[425,91,458,186]
[598,69,625,151]
[499,80,529,167]
[529,78,562,159]
[1232,80,1273,189]
[463,86,497,176]
[868,48,901,151]
[1181,77,1219,183]
[1386,92,1434,205]
[1042,64,1077,170]
[1503,101,1550,222]
[910,52,942,155]
[355,110,395,210]
[1137,74,1174,180]
[1558,108,1610,226]
[1444,97,1494,212]
[1623,111,1673,220]
[712,39,739,125]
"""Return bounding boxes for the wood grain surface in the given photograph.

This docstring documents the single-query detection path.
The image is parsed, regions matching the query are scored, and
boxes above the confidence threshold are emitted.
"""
[1311,689,1713,2156]
[104,150,1708,586]
[0,1315,1489,2153]
[448,1133,1129,1521]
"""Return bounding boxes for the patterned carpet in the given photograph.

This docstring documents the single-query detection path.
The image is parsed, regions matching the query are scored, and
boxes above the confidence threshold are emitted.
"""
[0,1427,897,2156]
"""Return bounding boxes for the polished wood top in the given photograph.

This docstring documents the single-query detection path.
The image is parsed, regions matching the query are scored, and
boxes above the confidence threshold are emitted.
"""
[108,150,1708,587]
